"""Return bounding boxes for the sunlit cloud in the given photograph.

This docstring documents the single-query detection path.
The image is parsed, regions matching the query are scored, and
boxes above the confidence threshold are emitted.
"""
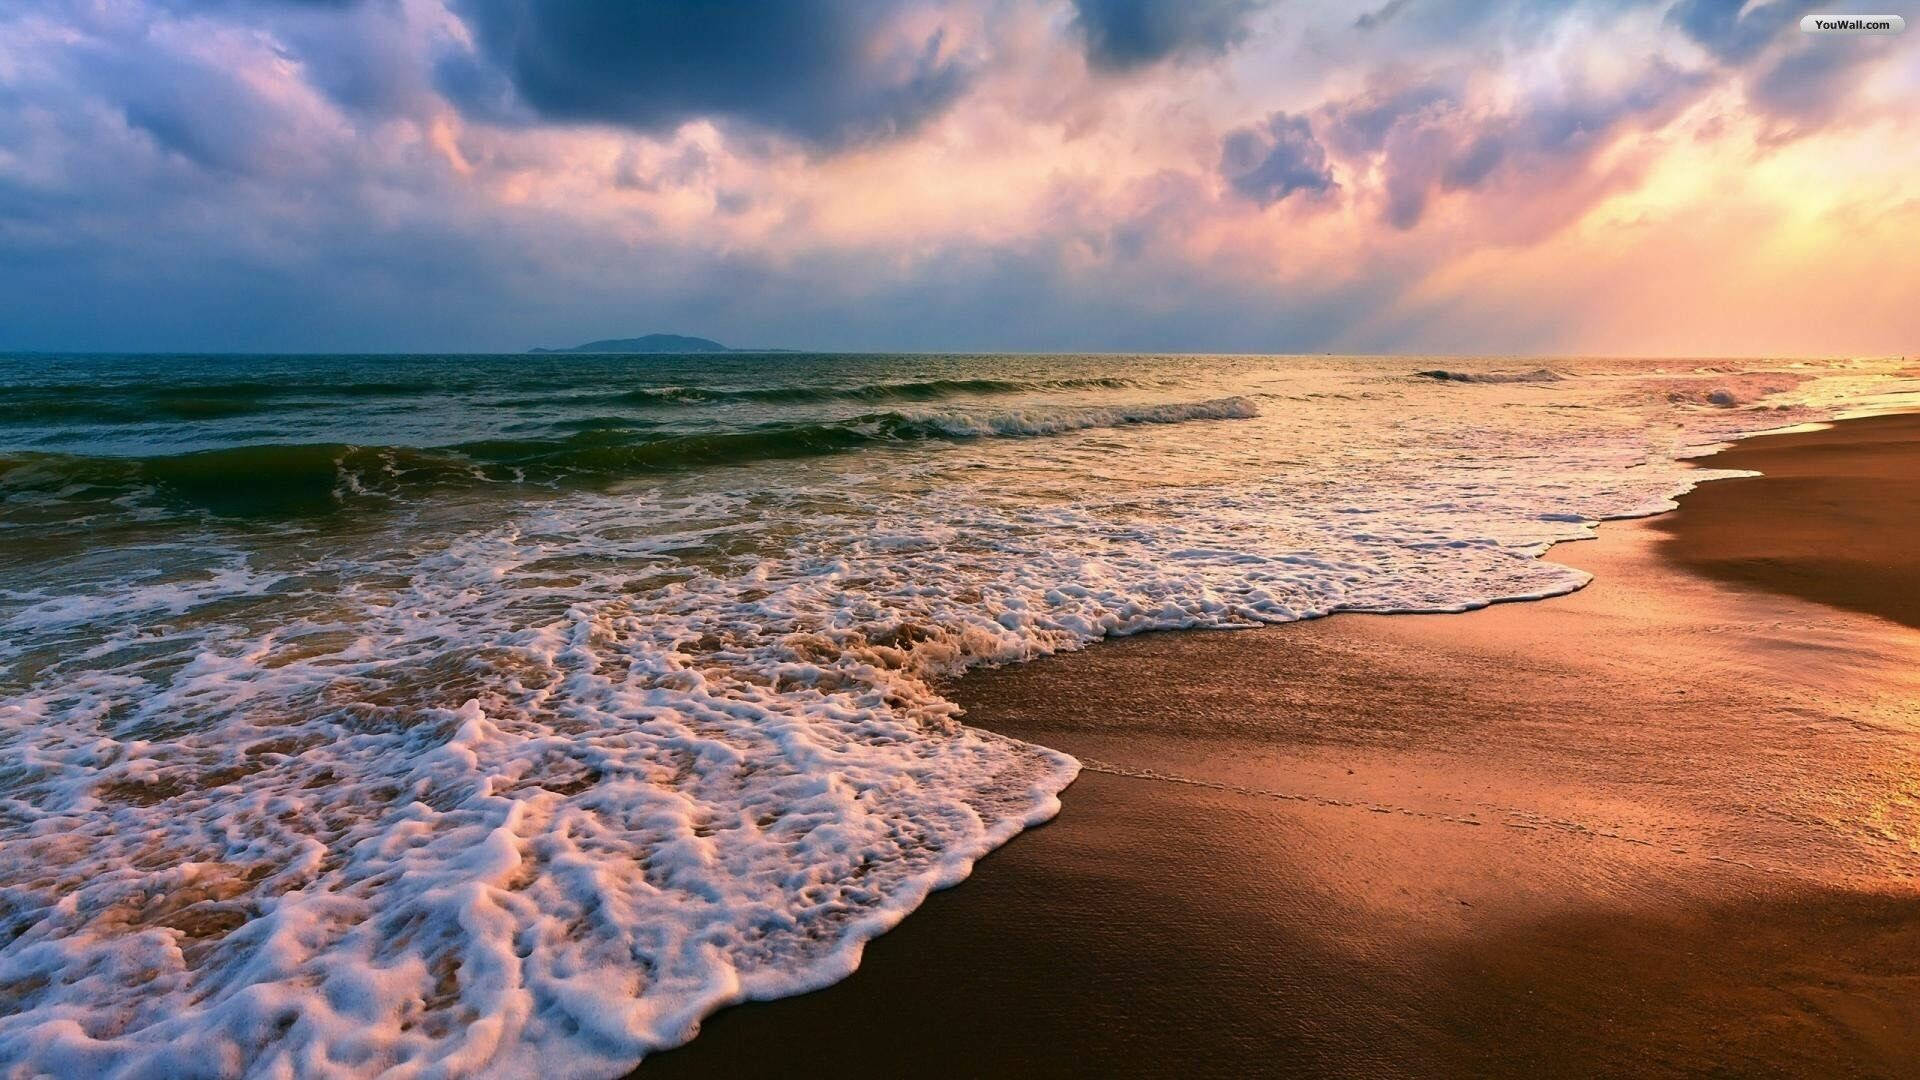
[0,0,1913,353]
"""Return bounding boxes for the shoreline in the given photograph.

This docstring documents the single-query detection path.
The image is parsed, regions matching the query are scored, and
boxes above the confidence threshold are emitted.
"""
[641,412,1920,1077]
[1652,412,1920,631]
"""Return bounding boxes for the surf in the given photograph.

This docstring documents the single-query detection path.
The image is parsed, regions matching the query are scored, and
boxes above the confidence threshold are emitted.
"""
[0,397,1260,517]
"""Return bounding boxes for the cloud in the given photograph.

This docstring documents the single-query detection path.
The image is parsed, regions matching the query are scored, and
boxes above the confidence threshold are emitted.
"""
[1319,59,1708,229]
[110,52,284,173]
[1219,112,1335,206]
[1662,0,1892,140]
[124,0,439,122]
[1746,36,1891,134]
[1353,0,1414,31]
[0,0,1911,356]
[440,1,974,147]
[1665,0,1815,64]
[1318,76,1461,157]
[1331,0,1636,52]
[146,0,363,8]
[278,7,438,119]
[6,11,345,183]
[1071,0,1266,72]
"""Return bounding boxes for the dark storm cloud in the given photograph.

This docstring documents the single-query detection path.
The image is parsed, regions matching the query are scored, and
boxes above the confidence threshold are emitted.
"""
[1664,0,1815,63]
[1070,0,1268,72]
[1219,112,1335,206]
[439,0,972,146]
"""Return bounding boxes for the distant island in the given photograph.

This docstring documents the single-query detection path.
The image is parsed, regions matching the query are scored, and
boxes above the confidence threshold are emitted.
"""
[530,334,734,354]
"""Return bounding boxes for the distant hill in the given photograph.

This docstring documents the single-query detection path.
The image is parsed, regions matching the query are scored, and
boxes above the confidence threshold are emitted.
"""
[531,334,733,354]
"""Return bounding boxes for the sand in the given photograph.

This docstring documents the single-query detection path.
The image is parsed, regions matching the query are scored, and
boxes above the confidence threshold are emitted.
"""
[641,414,1920,1078]
[1653,412,1920,631]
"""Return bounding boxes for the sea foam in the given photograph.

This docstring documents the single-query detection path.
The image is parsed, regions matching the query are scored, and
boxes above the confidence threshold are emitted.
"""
[0,355,1912,1077]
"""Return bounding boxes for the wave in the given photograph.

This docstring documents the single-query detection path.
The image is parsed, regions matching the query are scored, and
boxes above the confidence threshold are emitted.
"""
[464,397,1254,472]
[0,381,443,425]
[0,443,487,517]
[610,376,1147,407]
[141,379,443,400]
[1415,368,1563,384]
[0,358,1889,1078]
[0,376,1155,427]
[0,397,1258,516]
[0,398,278,423]
[883,396,1258,436]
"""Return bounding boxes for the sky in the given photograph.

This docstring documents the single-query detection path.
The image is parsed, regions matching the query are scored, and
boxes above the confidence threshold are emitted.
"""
[0,0,1915,355]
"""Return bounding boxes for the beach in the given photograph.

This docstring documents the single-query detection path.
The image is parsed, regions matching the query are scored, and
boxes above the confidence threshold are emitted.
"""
[11,0,1920,1070]
[644,413,1920,1078]
[6,355,1913,1076]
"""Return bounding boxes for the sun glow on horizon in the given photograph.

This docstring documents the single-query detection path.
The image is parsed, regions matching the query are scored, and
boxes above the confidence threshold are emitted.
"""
[0,0,1913,354]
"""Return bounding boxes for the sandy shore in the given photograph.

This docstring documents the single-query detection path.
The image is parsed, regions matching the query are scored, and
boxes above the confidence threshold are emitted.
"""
[1653,413,1920,631]
[643,414,1920,1078]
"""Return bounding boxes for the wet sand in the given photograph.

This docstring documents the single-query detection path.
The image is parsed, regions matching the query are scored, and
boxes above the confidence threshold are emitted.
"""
[643,414,1920,1078]
[1653,412,1920,631]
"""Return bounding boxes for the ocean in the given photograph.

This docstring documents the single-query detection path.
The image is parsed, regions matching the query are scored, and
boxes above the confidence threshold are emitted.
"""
[0,351,1909,1075]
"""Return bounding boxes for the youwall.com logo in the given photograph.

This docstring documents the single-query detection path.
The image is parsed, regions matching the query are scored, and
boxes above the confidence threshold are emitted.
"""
[1800,13,1906,33]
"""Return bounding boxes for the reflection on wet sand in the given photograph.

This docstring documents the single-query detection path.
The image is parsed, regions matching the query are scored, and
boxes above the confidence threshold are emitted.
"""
[645,414,1920,1078]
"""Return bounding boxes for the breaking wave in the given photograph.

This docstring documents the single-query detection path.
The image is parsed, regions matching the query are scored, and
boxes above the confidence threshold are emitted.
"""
[0,381,444,425]
[1,353,1901,1078]
[608,376,1149,407]
[0,397,1259,517]
[1416,368,1564,384]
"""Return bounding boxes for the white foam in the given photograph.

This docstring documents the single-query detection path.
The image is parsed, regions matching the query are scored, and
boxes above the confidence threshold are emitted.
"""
[890,395,1260,438]
[0,357,1907,1077]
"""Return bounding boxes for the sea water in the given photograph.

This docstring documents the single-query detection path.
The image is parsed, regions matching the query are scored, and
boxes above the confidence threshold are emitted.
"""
[0,352,1911,1076]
